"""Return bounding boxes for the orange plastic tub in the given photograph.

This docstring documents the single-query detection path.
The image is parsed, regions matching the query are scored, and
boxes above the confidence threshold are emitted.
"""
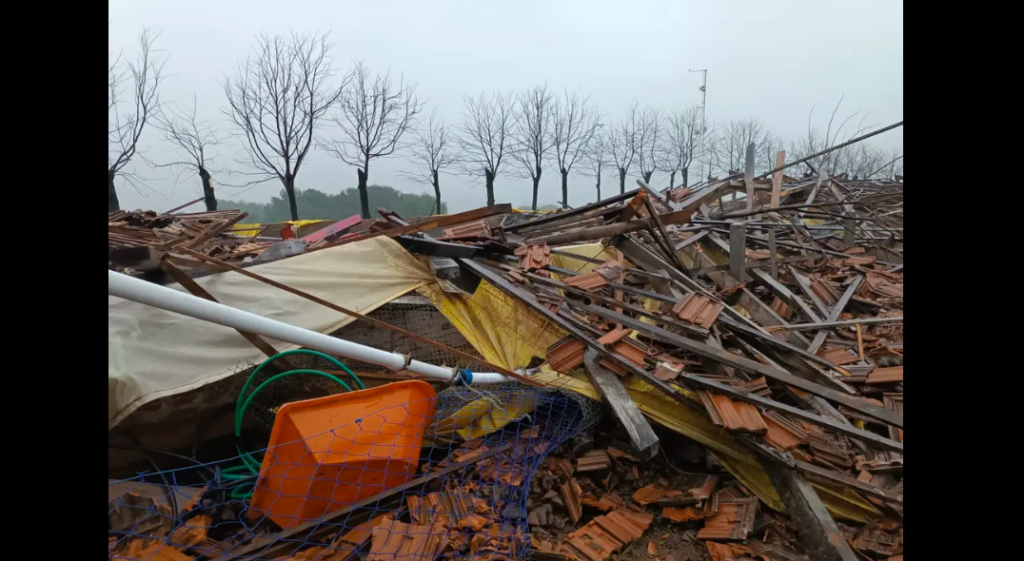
[248,380,437,529]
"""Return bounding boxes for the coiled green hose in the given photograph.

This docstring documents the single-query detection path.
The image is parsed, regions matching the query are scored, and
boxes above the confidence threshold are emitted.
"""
[225,349,364,499]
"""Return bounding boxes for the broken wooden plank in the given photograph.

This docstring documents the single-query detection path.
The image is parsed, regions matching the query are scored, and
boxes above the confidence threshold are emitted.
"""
[807,275,864,355]
[583,349,660,460]
[763,461,860,561]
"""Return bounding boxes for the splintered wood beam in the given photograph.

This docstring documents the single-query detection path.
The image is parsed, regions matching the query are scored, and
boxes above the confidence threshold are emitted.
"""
[505,189,641,232]
[767,316,904,332]
[763,461,860,561]
[584,305,902,430]
[583,349,661,460]
[806,275,864,355]
[316,204,512,250]
[749,268,824,324]
[524,210,694,246]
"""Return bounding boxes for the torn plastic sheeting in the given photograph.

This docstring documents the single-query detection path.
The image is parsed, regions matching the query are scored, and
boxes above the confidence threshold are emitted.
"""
[418,278,565,440]
[108,236,434,428]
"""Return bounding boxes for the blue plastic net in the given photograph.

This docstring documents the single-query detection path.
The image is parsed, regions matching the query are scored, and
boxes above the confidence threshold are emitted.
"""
[109,384,602,560]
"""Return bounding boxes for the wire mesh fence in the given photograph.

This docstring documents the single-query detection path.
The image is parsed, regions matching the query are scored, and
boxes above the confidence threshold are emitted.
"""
[109,384,603,560]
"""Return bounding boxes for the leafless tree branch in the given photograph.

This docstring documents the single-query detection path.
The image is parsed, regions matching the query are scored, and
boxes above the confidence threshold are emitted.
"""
[222,31,346,220]
[108,29,165,210]
[457,91,518,205]
[320,60,423,217]
[400,108,461,214]
[550,89,601,207]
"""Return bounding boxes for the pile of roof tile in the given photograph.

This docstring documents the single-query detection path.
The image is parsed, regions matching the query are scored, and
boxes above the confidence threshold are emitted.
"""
[108,208,265,273]
[111,160,903,560]
[359,171,903,560]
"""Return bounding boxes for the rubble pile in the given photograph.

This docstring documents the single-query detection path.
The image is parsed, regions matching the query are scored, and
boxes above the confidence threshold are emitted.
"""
[109,158,903,561]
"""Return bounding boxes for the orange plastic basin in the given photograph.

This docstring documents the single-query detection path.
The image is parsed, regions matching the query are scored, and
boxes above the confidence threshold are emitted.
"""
[248,380,437,529]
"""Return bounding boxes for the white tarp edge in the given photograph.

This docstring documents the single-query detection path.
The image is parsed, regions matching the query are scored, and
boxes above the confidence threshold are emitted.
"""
[108,237,434,429]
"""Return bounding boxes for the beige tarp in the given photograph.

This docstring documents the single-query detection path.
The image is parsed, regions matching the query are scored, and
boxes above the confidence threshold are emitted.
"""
[108,237,433,428]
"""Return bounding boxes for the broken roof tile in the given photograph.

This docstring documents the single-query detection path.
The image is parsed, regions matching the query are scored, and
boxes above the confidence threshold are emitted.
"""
[653,361,684,381]
[672,293,725,327]
[576,449,611,472]
[696,497,758,541]
[769,296,792,320]
[817,347,860,366]
[762,411,808,452]
[698,391,768,433]
[547,336,586,373]
[514,242,551,270]
[563,271,608,292]
[440,220,491,240]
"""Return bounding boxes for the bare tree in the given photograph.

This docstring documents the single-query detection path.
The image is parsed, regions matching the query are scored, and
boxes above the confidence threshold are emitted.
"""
[401,109,461,215]
[108,29,165,211]
[223,31,345,221]
[758,131,786,177]
[790,96,872,177]
[509,85,555,210]
[458,91,518,206]
[635,107,662,184]
[710,118,768,176]
[550,90,601,208]
[608,102,640,194]
[659,106,702,188]
[583,129,611,202]
[150,95,225,211]
[321,60,423,218]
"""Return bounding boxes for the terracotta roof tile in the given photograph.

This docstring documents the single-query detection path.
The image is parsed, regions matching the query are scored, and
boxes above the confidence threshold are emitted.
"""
[547,337,586,373]
[514,243,551,270]
[696,497,758,541]
[817,347,860,366]
[563,271,608,292]
[769,296,792,320]
[698,391,768,433]
[440,220,491,240]
[673,294,725,327]
[762,411,808,452]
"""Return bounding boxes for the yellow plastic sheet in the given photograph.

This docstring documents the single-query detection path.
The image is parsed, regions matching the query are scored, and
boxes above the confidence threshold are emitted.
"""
[418,279,566,440]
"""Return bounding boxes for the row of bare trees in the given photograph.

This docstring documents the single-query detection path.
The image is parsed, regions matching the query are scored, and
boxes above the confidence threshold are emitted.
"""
[109,30,902,219]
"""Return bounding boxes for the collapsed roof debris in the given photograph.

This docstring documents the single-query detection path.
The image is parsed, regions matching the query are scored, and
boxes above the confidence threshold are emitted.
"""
[109,135,903,561]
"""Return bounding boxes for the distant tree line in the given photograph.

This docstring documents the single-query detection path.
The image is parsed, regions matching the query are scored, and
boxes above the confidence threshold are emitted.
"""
[109,30,903,219]
[221,185,444,224]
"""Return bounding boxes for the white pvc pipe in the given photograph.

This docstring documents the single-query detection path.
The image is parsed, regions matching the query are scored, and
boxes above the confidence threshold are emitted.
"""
[108,270,511,384]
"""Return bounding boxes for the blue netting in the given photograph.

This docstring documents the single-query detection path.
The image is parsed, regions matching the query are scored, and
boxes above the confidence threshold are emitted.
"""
[109,384,602,560]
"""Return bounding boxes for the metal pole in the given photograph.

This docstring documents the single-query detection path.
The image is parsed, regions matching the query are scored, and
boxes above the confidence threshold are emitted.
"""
[108,270,511,384]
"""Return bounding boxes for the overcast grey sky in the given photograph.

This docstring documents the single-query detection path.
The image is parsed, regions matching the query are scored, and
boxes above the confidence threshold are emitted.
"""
[109,0,903,213]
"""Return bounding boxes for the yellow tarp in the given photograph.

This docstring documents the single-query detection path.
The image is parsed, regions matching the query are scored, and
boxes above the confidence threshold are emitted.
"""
[231,219,331,236]
[422,242,881,522]
[418,278,566,440]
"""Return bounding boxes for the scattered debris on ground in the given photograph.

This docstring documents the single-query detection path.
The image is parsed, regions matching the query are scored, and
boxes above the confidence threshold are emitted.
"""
[109,159,903,561]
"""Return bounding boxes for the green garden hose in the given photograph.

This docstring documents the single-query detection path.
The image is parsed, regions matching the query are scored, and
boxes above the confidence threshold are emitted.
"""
[226,349,364,500]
